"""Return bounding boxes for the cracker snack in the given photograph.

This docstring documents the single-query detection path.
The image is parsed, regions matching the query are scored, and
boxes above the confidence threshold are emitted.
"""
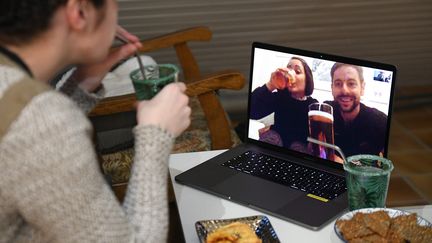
[336,210,432,243]
[206,222,262,243]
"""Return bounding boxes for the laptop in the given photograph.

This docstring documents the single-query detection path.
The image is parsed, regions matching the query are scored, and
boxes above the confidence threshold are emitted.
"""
[175,42,397,230]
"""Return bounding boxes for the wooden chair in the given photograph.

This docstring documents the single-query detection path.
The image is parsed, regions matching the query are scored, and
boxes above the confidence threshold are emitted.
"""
[90,26,245,149]
[88,26,246,201]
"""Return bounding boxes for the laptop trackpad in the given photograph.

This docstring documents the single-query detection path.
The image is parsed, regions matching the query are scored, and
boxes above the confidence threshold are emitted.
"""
[212,173,302,210]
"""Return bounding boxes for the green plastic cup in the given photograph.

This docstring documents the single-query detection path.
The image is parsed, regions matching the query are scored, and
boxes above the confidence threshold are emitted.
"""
[130,64,179,100]
[344,154,394,211]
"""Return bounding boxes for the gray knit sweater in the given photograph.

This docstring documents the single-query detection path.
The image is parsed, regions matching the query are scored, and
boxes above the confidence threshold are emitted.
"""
[0,53,173,242]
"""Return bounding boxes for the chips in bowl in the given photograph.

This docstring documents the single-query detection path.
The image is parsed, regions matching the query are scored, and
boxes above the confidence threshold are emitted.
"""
[335,208,432,242]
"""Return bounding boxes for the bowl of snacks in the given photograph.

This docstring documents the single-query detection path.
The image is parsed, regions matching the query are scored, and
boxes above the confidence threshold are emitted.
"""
[195,215,280,243]
[334,208,432,242]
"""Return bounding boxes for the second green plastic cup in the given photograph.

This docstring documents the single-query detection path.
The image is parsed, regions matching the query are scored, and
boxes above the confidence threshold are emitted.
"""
[344,154,394,211]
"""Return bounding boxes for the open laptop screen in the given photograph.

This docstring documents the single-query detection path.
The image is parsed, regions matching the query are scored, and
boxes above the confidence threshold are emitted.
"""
[247,42,396,164]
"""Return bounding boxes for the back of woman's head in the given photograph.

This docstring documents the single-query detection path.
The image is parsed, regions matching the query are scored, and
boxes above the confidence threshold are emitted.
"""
[0,0,105,45]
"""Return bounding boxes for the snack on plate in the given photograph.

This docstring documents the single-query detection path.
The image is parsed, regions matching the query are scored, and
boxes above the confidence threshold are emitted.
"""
[335,212,375,240]
[205,222,262,243]
[336,210,432,243]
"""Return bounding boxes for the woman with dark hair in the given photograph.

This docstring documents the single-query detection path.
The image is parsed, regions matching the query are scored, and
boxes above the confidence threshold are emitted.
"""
[250,56,317,151]
[0,0,190,242]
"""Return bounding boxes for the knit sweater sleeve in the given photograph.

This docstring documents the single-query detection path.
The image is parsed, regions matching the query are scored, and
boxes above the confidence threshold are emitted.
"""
[122,125,173,242]
[57,77,105,113]
[0,90,172,242]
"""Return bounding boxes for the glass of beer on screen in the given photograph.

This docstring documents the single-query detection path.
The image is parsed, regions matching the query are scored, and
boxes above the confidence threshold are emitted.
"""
[308,103,335,160]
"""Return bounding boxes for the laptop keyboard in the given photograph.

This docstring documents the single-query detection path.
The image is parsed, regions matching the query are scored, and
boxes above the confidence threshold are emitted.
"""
[221,151,347,200]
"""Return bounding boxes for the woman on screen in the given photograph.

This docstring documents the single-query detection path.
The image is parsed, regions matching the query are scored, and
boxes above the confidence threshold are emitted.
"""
[250,57,317,152]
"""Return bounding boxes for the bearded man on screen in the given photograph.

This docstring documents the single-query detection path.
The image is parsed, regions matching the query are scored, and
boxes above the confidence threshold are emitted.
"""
[324,63,387,160]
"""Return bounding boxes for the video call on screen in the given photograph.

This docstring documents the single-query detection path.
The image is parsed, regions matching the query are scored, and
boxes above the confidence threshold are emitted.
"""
[248,47,394,164]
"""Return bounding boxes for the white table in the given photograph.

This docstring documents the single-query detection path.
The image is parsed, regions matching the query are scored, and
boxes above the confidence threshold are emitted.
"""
[168,150,432,243]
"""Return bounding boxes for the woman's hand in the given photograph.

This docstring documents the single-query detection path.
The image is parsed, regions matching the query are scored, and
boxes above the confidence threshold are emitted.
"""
[70,26,142,92]
[136,82,191,137]
[266,67,290,91]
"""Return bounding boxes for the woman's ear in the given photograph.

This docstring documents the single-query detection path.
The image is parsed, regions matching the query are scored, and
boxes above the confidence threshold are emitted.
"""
[65,0,89,31]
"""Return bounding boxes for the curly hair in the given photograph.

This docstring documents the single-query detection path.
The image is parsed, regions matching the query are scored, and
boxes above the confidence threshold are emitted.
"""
[0,0,105,45]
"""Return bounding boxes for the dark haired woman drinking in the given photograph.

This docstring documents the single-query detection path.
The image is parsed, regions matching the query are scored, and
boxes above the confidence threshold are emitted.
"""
[251,57,317,152]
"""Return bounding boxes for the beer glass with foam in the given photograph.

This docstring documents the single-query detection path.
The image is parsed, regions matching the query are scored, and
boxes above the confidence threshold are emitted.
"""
[308,103,335,160]
[273,68,295,89]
